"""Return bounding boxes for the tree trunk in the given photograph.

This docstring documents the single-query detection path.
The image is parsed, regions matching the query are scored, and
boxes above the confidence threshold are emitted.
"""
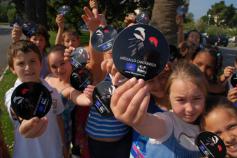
[150,0,179,45]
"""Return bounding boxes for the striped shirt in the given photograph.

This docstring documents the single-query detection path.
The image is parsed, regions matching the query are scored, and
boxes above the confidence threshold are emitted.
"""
[85,101,130,139]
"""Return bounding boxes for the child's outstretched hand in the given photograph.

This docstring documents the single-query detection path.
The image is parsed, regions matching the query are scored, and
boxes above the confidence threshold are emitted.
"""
[82,6,106,32]
[227,87,237,103]
[56,14,65,30]
[64,46,75,61]
[110,78,150,126]
[19,117,48,138]
[223,66,235,79]
[83,85,95,100]
[11,25,22,43]
[101,58,127,86]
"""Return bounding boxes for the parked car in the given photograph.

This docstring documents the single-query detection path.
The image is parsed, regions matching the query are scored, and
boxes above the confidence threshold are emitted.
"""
[208,35,228,47]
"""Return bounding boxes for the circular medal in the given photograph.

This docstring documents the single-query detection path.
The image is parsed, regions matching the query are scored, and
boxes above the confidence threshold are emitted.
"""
[176,5,188,16]
[70,67,92,91]
[92,81,115,116]
[195,131,226,158]
[91,25,118,52]
[57,5,70,16]
[112,24,170,80]
[136,12,150,24]
[231,73,237,87]
[11,82,52,120]
[70,47,89,69]
[22,22,37,37]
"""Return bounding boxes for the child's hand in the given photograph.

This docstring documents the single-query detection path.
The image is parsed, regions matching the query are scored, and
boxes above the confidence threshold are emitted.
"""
[81,7,106,32]
[11,25,22,43]
[227,87,237,103]
[64,46,75,61]
[19,117,48,138]
[56,14,65,29]
[176,15,184,26]
[101,59,127,86]
[110,78,150,126]
[223,66,235,79]
[83,85,95,99]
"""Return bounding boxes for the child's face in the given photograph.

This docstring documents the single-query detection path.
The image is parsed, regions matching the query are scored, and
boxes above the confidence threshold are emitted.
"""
[188,32,200,47]
[169,79,205,123]
[192,52,216,81]
[147,65,171,98]
[63,34,80,48]
[203,108,237,158]
[30,35,46,53]
[10,51,41,82]
[48,51,72,80]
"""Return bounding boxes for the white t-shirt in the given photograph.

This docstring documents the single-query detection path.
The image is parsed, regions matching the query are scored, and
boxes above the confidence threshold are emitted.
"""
[145,112,201,157]
[5,79,64,158]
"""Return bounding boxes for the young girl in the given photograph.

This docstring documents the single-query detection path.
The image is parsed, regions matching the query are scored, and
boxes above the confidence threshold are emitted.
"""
[191,47,225,95]
[111,62,208,157]
[45,45,94,158]
[201,96,237,158]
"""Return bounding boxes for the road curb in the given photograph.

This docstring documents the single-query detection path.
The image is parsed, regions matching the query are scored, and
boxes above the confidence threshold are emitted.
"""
[0,66,8,82]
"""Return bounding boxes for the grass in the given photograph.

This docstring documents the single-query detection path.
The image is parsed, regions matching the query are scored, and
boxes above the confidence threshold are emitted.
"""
[0,30,90,155]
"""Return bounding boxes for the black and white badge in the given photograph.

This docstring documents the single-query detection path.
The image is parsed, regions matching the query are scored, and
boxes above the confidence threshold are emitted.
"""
[71,47,89,69]
[136,11,150,24]
[11,82,52,120]
[70,67,92,91]
[231,73,237,87]
[22,22,37,37]
[92,81,115,116]
[112,24,170,80]
[195,131,226,158]
[91,25,118,52]
[57,5,70,16]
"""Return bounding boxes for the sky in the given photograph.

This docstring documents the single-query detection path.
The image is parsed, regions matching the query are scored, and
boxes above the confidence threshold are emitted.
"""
[189,0,237,20]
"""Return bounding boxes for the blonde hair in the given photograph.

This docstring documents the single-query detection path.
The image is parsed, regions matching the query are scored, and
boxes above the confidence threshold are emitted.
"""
[165,61,208,97]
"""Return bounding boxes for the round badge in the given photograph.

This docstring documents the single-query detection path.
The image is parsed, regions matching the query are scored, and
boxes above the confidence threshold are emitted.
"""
[57,5,70,16]
[136,12,150,24]
[70,67,92,91]
[112,24,170,80]
[92,81,115,116]
[70,47,89,69]
[176,5,188,16]
[195,131,226,158]
[231,73,237,87]
[91,25,118,52]
[22,22,37,37]
[11,82,52,120]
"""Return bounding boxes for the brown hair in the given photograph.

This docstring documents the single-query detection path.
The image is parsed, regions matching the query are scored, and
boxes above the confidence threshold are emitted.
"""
[165,61,208,97]
[8,40,42,69]
[201,95,237,129]
[62,30,80,40]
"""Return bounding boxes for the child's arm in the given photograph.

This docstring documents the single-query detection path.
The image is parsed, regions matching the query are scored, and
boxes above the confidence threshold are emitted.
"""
[111,78,168,139]
[55,14,65,45]
[61,86,94,106]
[19,117,48,138]
[82,6,106,84]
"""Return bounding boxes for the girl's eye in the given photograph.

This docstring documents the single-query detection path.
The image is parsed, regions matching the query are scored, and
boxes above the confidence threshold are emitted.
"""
[228,124,237,131]
[176,98,185,102]
[17,62,24,66]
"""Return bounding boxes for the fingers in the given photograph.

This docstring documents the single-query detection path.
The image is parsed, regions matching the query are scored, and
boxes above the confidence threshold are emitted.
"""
[64,47,75,61]
[111,78,150,126]
[83,7,94,19]
[19,117,48,138]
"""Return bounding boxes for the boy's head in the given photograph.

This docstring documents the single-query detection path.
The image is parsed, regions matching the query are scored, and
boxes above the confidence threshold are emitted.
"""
[8,40,42,82]
[62,30,80,48]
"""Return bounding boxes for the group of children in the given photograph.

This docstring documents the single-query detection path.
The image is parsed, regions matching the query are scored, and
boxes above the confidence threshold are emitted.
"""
[2,1,237,158]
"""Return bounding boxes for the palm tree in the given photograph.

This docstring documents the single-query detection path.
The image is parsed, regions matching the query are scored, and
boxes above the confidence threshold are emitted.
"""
[150,0,180,45]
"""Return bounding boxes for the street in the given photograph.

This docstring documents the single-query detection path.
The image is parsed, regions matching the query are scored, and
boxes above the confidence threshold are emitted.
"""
[220,47,237,68]
[0,24,11,76]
